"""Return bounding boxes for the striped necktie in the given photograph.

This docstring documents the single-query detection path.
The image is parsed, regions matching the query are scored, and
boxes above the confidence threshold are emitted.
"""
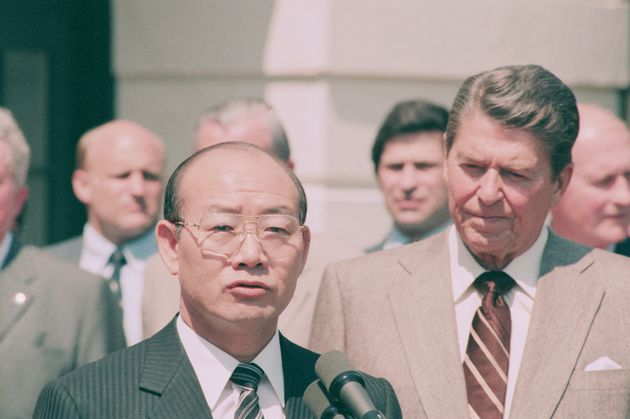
[463,271,515,419]
[231,363,265,419]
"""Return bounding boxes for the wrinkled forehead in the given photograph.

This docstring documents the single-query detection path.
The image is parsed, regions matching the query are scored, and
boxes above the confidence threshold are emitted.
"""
[178,147,298,214]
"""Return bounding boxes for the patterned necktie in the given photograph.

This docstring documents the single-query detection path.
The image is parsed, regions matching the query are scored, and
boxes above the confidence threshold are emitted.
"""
[463,271,516,419]
[107,247,127,301]
[231,363,265,419]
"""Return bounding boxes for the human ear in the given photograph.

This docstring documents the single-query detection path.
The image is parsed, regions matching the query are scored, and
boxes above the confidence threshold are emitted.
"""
[155,220,180,276]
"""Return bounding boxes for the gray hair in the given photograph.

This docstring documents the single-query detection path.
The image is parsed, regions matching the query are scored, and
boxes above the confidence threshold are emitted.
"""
[197,98,291,162]
[0,108,31,187]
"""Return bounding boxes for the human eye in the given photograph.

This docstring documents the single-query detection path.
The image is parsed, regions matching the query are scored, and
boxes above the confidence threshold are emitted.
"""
[502,169,528,181]
[384,163,404,171]
[595,175,616,189]
[461,163,484,176]
[415,162,437,171]
[200,215,238,234]
[260,216,296,237]
[112,171,131,180]
[143,171,161,182]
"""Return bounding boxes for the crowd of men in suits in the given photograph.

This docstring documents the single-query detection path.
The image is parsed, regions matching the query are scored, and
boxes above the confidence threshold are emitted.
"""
[1,63,629,418]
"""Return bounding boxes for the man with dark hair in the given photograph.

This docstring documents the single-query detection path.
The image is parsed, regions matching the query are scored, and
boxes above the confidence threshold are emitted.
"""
[311,65,630,418]
[367,99,450,252]
[34,142,401,418]
[0,109,124,419]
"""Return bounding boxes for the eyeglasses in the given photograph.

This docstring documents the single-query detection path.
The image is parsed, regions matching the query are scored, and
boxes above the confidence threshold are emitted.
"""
[175,213,305,256]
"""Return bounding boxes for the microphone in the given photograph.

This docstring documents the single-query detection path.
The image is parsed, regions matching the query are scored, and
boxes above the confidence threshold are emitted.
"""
[315,351,387,419]
[304,380,346,419]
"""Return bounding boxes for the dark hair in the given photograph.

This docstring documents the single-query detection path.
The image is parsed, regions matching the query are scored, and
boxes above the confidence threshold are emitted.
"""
[163,142,307,225]
[371,99,449,171]
[445,64,579,179]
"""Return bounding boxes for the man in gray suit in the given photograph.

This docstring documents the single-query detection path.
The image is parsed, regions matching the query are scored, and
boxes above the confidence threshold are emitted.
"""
[47,120,166,345]
[311,65,630,418]
[142,99,359,346]
[34,142,401,418]
[0,108,125,419]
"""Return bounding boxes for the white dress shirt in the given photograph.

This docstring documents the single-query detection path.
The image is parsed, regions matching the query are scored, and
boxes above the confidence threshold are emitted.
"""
[448,225,547,419]
[177,317,285,418]
[78,223,157,345]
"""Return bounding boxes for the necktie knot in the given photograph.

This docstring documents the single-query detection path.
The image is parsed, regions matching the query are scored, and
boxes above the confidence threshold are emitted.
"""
[108,247,127,271]
[474,271,515,297]
[231,363,264,391]
[107,247,127,301]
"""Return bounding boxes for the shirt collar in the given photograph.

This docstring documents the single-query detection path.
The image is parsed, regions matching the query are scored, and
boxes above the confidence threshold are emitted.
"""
[176,316,285,409]
[383,220,451,250]
[0,232,13,268]
[82,223,157,267]
[449,225,548,302]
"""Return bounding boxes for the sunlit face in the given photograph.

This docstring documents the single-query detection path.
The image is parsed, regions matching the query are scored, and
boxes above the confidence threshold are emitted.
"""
[74,123,165,244]
[377,133,449,237]
[0,142,27,242]
[445,111,571,269]
[552,116,630,248]
[161,148,309,337]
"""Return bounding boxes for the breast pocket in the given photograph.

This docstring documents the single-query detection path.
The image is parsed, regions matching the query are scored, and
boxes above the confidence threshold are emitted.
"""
[553,370,630,418]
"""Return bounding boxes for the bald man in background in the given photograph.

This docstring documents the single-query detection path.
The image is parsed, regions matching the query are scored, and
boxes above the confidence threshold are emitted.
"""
[551,104,630,255]
[142,99,360,346]
[48,120,166,345]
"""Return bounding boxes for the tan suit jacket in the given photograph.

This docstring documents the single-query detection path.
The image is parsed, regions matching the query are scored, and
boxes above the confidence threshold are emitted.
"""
[310,230,630,418]
[142,233,360,346]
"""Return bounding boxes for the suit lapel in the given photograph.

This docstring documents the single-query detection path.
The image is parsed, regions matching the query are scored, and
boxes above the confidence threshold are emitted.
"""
[510,233,602,419]
[280,334,318,418]
[388,233,468,418]
[0,244,36,342]
[140,319,213,419]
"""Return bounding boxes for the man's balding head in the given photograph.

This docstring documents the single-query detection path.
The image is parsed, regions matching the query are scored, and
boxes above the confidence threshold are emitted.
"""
[552,104,630,248]
[72,119,166,244]
[195,99,293,168]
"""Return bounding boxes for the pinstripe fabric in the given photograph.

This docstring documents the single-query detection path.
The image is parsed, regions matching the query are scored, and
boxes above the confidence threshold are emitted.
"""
[33,318,401,418]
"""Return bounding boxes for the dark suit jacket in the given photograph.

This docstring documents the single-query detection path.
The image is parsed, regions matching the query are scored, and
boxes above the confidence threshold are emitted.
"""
[34,318,402,418]
[614,237,630,257]
[0,239,125,419]
[311,229,630,418]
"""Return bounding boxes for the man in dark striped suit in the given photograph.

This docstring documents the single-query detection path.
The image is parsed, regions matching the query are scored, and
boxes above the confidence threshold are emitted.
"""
[34,142,401,418]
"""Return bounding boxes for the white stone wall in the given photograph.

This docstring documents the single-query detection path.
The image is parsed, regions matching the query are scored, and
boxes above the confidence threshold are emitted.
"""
[113,0,630,250]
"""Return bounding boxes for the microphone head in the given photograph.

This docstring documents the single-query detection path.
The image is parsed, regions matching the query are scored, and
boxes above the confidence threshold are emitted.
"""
[304,380,342,419]
[315,351,365,398]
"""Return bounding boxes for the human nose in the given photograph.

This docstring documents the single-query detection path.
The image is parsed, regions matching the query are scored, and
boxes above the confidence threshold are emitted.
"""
[399,165,417,191]
[477,169,503,205]
[611,175,630,206]
[230,224,268,269]
[127,172,145,195]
